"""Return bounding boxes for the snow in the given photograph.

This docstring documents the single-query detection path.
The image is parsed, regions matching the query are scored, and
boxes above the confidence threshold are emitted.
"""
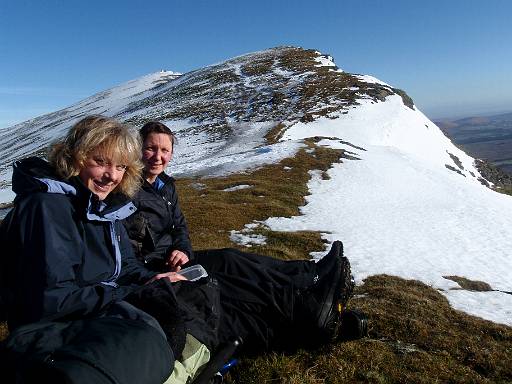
[170,121,303,177]
[230,223,267,247]
[254,97,512,326]
[229,63,253,88]
[444,290,512,326]
[69,70,181,119]
[222,184,253,192]
[273,67,297,78]
[354,74,391,87]
[230,231,267,247]
[283,96,480,181]
[0,182,14,205]
[314,55,337,68]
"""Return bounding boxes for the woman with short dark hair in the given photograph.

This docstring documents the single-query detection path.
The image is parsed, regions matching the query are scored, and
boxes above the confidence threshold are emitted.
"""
[125,121,359,354]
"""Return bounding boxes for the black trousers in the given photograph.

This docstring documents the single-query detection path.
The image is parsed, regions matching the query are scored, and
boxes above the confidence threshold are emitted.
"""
[194,248,317,352]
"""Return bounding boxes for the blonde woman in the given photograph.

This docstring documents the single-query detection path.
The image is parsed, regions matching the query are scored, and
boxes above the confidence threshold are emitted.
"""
[0,116,192,383]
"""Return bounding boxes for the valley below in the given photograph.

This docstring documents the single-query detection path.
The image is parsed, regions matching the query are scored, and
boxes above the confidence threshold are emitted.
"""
[436,112,512,175]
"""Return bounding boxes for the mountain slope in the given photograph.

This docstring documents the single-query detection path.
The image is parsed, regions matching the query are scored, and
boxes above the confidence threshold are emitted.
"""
[0,70,180,201]
[0,47,511,330]
[1,47,414,202]
[260,96,512,326]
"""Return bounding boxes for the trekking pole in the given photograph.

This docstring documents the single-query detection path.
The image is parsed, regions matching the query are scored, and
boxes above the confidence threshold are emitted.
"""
[193,337,242,384]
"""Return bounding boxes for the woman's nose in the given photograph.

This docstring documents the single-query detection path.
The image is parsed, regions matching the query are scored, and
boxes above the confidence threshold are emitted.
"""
[103,165,122,181]
[149,150,160,160]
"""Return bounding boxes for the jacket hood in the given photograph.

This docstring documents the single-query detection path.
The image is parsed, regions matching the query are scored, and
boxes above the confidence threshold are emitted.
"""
[12,157,136,221]
[12,157,76,199]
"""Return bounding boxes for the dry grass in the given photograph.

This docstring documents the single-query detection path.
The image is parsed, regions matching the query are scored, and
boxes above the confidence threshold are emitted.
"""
[443,275,493,292]
[177,139,344,257]
[495,186,512,196]
[0,323,7,341]
[229,275,512,383]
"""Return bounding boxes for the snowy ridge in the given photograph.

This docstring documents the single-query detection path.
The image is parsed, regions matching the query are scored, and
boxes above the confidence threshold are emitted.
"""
[260,96,512,326]
[355,74,391,87]
[284,96,481,182]
[1,47,408,201]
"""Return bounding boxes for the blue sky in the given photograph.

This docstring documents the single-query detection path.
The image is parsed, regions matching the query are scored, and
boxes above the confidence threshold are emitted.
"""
[1,0,511,128]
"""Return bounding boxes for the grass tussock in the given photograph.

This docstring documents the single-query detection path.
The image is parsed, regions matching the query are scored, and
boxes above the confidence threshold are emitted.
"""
[443,275,493,292]
[495,185,512,196]
[265,122,288,144]
[0,323,7,341]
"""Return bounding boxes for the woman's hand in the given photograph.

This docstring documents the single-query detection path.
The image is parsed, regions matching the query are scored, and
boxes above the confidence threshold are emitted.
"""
[166,250,189,271]
[147,271,188,284]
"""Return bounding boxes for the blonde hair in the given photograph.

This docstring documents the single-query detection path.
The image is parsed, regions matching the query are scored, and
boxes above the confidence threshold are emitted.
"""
[49,115,143,197]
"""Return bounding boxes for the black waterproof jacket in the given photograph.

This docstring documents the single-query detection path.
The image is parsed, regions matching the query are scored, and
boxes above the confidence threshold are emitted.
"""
[123,172,193,270]
[0,157,156,331]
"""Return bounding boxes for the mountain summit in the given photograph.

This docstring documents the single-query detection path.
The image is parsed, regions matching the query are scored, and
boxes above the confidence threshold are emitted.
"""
[0,46,488,201]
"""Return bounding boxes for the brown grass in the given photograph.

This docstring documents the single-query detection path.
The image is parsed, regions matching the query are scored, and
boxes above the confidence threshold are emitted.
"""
[495,186,512,196]
[229,275,512,383]
[444,275,493,292]
[265,122,288,144]
[0,323,7,341]
[177,140,344,257]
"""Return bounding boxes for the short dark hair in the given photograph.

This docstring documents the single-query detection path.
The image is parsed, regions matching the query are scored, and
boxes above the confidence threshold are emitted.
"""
[139,121,176,148]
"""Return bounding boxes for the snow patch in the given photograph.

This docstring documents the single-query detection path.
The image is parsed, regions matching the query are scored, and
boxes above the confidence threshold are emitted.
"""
[354,74,391,87]
[222,184,253,192]
[230,225,267,247]
[170,121,304,177]
[314,55,336,68]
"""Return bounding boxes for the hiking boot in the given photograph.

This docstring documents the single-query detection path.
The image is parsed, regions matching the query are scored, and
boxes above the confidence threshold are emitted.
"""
[295,244,355,343]
[339,309,368,341]
[317,254,355,342]
[314,240,344,283]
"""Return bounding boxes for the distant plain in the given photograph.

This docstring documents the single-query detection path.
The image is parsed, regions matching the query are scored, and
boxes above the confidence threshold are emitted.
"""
[436,112,512,175]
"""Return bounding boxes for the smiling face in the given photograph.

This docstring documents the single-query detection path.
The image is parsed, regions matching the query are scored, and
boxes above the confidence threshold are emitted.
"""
[78,152,127,200]
[142,133,173,183]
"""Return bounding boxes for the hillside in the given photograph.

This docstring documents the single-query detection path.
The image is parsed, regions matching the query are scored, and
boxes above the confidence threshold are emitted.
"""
[0,47,412,203]
[1,47,511,382]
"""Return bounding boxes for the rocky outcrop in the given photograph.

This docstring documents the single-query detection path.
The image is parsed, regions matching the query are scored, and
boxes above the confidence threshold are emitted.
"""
[122,47,415,133]
[475,159,512,191]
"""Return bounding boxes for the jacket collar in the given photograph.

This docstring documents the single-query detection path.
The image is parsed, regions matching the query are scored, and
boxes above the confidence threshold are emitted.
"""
[68,176,136,221]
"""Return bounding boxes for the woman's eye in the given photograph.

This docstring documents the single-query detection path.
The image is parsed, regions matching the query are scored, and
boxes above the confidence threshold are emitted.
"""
[116,165,128,172]
[94,158,105,166]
